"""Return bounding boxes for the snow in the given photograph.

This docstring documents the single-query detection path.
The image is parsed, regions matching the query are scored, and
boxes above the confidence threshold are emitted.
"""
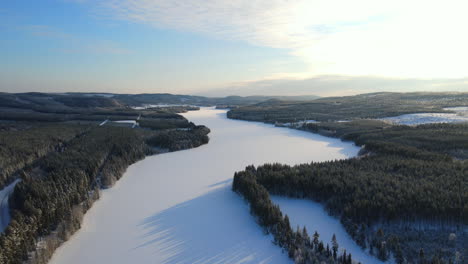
[132,104,196,110]
[303,120,319,124]
[272,196,383,264]
[113,120,138,128]
[49,107,361,264]
[445,106,468,113]
[113,120,137,124]
[99,119,109,126]
[0,179,21,233]
[100,120,138,128]
[276,120,319,128]
[380,107,468,125]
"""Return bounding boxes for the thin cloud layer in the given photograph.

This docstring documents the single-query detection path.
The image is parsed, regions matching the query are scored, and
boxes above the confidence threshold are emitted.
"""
[85,0,468,79]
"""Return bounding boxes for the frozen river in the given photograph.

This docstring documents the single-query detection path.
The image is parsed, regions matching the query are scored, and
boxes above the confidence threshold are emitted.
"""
[49,108,379,264]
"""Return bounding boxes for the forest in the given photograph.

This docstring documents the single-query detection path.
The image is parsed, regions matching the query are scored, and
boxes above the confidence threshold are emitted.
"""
[0,92,317,113]
[228,92,468,123]
[231,99,467,264]
[233,168,359,264]
[0,100,210,264]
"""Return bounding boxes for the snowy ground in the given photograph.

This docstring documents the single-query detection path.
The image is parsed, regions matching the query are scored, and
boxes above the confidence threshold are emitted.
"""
[380,107,468,125]
[49,108,364,264]
[113,120,137,124]
[113,120,138,128]
[132,104,195,110]
[272,196,382,264]
[0,179,21,233]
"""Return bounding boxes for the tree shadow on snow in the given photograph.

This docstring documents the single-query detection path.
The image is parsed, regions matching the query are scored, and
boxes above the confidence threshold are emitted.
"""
[135,186,285,264]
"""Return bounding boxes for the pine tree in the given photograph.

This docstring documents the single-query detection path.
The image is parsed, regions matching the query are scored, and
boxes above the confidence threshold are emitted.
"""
[313,231,319,249]
[302,226,310,247]
[332,234,339,260]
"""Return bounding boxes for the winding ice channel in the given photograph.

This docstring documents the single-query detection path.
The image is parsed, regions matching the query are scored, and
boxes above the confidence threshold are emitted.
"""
[50,108,382,264]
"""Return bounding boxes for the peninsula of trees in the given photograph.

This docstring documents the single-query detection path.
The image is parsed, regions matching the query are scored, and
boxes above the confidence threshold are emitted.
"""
[0,94,210,264]
[230,92,467,264]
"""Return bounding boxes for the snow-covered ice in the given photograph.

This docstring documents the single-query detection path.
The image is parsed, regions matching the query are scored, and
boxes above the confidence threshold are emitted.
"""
[49,108,362,264]
[380,107,468,125]
[0,179,21,233]
[272,196,382,264]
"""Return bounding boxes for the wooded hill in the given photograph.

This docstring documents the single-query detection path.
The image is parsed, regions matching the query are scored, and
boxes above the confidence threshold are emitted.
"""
[228,92,468,122]
[0,92,319,114]
[234,122,467,264]
[230,93,468,264]
[0,103,210,264]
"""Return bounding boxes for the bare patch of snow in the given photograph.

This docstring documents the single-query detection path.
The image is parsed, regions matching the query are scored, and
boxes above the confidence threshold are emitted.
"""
[380,107,468,125]
[276,120,319,128]
[132,104,196,110]
[113,120,137,124]
[99,119,109,126]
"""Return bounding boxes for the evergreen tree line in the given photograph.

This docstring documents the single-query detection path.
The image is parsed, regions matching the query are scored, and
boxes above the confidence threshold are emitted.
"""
[233,168,358,264]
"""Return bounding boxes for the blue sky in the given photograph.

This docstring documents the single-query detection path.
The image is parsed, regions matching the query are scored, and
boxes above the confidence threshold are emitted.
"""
[1,0,467,96]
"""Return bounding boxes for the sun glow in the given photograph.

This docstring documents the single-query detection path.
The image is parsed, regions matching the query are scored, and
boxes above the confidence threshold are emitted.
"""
[79,0,468,80]
[293,0,468,78]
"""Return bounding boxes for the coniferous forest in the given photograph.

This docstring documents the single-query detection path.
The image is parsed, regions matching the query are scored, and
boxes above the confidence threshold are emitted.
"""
[0,92,467,264]
[230,98,467,264]
[0,101,210,264]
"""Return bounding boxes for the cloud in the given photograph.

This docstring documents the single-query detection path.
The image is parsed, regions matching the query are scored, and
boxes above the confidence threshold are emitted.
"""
[75,0,468,79]
[197,75,468,97]
[23,24,131,55]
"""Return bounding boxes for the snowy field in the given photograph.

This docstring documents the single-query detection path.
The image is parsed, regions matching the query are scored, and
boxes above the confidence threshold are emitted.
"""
[113,120,137,124]
[49,108,372,264]
[132,104,195,110]
[380,107,468,125]
[0,179,21,233]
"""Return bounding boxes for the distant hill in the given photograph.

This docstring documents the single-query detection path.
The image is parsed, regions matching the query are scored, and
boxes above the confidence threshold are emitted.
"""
[0,92,122,112]
[111,93,319,106]
[0,92,319,112]
[227,92,468,122]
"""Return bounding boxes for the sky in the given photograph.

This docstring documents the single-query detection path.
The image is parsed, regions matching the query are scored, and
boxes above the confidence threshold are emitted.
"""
[1,0,468,96]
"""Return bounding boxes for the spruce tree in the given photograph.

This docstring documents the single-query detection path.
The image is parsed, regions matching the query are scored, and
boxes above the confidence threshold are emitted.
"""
[332,234,339,260]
